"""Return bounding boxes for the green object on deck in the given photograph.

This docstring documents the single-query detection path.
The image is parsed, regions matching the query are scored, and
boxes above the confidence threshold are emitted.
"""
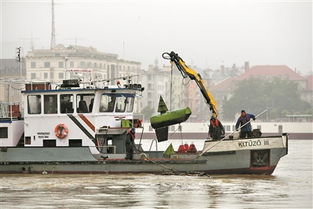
[121,119,132,128]
[163,143,175,158]
[157,96,168,114]
[150,107,192,129]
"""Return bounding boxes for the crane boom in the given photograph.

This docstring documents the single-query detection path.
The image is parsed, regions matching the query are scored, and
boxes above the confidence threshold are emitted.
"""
[162,51,218,116]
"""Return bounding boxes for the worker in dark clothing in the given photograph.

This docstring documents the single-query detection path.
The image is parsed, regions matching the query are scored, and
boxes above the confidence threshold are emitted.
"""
[209,114,225,140]
[236,110,256,138]
[125,128,135,160]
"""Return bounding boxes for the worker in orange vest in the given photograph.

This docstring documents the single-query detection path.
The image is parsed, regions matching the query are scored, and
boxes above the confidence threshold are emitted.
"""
[209,114,225,140]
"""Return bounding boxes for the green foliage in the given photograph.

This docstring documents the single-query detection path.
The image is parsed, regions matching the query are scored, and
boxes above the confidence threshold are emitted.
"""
[222,78,312,120]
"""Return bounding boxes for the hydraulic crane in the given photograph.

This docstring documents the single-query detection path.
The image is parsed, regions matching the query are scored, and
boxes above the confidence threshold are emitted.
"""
[162,51,218,117]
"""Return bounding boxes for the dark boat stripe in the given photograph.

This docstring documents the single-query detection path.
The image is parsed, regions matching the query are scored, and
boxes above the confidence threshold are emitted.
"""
[67,114,95,141]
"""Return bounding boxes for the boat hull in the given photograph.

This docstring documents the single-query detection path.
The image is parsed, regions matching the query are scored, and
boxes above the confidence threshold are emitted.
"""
[0,136,288,175]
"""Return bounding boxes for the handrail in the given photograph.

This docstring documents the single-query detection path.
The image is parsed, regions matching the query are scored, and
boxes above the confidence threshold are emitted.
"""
[149,139,158,151]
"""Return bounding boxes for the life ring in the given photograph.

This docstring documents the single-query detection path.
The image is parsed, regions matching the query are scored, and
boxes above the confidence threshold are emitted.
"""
[54,124,69,139]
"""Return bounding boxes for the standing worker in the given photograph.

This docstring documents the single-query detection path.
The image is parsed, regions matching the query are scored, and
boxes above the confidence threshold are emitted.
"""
[209,114,225,140]
[125,128,136,160]
[236,110,255,138]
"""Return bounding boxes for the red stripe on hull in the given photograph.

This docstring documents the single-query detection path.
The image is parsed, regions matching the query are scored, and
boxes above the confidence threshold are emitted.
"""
[78,114,95,132]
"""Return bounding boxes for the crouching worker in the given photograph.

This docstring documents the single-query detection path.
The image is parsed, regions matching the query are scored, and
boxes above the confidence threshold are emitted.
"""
[209,114,225,140]
[125,128,136,160]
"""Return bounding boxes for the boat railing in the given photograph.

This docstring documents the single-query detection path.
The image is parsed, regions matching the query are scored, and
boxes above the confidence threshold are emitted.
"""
[149,139,158,151]
[96,145,116,154]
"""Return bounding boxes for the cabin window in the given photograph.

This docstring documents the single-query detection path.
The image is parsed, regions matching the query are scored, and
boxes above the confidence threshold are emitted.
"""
[0,127,8,138]
[69,139,82,147]
[60,94,74,113]
[44,95,58,114]
[126,97,134,112]
[43,139,56,147]
[100,95,116,112]
[76,94,94,113]
[27,95,41,114]
[115,96,127,112]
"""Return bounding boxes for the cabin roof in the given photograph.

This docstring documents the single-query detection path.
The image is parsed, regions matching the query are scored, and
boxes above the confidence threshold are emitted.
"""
[21,87,138,94]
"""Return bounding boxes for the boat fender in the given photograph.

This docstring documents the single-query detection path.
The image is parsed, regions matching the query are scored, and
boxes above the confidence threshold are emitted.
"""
[54,124,69,139]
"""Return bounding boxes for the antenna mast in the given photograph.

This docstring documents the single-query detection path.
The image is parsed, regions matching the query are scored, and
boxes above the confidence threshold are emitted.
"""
[50,0,56,49]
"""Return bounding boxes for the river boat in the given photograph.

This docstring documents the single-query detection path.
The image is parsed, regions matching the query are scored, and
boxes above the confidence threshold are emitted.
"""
[0,79,288,174]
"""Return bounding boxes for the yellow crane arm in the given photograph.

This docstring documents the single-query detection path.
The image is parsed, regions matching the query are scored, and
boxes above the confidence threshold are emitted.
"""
[162,51,218,116]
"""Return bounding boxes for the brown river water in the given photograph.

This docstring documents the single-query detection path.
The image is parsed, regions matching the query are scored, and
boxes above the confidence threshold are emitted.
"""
[0,140,312,209]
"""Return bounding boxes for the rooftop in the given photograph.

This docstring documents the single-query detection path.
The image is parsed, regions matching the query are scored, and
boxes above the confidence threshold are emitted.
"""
[212,65,305,92]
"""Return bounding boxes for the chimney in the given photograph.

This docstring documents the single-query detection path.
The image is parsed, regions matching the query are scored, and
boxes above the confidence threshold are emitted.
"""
[244,61,249,72]
[220,65,225,74]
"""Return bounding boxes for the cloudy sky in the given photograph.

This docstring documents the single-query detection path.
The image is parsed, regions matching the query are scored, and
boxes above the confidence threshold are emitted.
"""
[1,0,312,74]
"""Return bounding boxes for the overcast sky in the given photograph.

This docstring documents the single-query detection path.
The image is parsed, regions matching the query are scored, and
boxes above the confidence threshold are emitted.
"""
[1,0,312,74]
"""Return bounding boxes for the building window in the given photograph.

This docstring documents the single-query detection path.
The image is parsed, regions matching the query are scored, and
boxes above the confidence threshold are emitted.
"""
[77,94,94,113]
[44,72,48,79]
[80,61,85,68]
[94,63,97,68]
[43,140,56,147]
[58,72,64,79]
[31,73,36,79]
[50,71,54,79]
[70,61,74,68]
[58,61,64,68]
[44,95,58,114]
[60,94,74,113]
[99,63,102,68]
[0,127,8,138]
[44,62,50,68]
[31,62,36,68]
[27,95,41,114]
[87,62,91,68]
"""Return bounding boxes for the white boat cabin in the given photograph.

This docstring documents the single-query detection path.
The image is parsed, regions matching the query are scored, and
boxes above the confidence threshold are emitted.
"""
[22,80,143,155]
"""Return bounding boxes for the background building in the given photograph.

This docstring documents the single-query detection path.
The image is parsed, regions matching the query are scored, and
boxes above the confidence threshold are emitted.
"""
[25,44,140,85]
[0,59,25,103]
[25,44,142,112]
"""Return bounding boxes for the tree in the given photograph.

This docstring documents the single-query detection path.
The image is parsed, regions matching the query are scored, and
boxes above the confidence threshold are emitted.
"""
[222,78,312,120]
